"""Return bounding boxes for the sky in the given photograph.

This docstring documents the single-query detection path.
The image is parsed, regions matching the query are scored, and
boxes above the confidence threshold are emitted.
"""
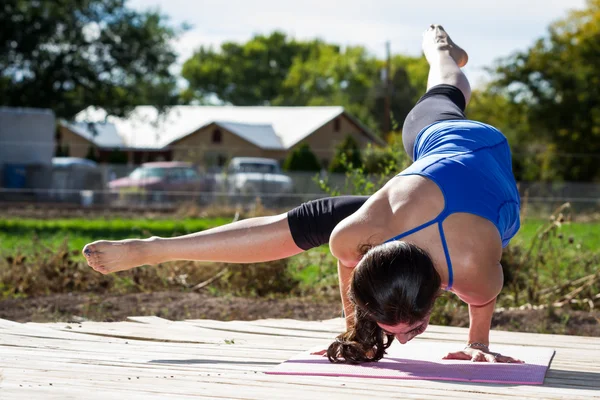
[129,0,587,87]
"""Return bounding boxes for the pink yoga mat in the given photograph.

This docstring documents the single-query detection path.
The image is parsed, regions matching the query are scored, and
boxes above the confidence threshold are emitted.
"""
[267,341,555,385]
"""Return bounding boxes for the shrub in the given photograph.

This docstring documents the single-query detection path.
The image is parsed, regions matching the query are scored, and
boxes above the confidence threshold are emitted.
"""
[283,143,321,172]
[329,135,362,173]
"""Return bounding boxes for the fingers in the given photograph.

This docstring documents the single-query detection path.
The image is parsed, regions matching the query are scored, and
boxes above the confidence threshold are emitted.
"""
[470,351,487,362]
[495,355,525,364]
[443,351,471,360]
[444,349,525,364]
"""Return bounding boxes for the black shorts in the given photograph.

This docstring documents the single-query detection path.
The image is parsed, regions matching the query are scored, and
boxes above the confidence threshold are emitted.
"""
[287,84,467,250]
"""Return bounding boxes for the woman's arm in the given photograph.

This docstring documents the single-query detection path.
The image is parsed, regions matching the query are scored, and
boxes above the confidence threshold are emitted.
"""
[443,271,523,364]
[337,259,356,330]
[329,194,392,268]
[467,298,496,347]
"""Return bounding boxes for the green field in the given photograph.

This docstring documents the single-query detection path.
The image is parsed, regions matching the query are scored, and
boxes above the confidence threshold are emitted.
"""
[0,216,597,305]
[0,217,230,255]
[1,216,598,256]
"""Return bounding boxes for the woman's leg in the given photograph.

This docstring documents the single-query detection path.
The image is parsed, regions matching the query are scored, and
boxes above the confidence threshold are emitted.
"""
[83,196,368,274]
[401,25,472,159]
[423,25,471,102]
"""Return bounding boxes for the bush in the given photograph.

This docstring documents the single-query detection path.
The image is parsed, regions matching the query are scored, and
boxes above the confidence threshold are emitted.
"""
[283,143,321,172]
[362,133,411,174]
[329,135,362,173]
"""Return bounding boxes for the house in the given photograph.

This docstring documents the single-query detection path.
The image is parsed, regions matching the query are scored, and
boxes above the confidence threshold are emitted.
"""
[58,106,383,168]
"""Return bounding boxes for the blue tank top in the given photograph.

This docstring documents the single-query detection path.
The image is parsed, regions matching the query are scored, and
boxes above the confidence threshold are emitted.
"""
[386,120,521,290]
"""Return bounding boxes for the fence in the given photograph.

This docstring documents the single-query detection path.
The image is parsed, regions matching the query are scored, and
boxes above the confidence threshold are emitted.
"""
[1,162,600,215]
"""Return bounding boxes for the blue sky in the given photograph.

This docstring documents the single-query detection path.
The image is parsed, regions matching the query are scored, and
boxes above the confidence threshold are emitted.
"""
[129,0,587,86]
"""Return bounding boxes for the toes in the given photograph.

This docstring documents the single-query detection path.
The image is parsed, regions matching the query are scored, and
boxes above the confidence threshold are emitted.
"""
[83,244,97,257]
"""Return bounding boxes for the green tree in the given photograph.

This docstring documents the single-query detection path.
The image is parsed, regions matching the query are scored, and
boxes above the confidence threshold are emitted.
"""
[329,135,363,173]
[369,56,428,136]
[0,0,182,118]
[490,0,600,181]
[181,32,320,105]
[283,143,322,172]
[181,35,428,136]
[274,44,380,132]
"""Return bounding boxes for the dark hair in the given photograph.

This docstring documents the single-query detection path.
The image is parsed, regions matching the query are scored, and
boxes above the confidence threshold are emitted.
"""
[327,241,441,364]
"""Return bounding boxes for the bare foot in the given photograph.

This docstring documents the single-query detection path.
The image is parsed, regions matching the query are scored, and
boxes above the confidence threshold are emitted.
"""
[82,238,157,274]
[422,24,468,68]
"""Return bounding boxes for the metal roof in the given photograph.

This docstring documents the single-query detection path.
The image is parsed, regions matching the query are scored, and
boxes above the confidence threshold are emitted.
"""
[72,105,350,150]
[61,120,125,148]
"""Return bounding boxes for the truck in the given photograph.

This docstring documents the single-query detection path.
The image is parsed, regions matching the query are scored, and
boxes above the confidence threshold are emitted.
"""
[220,157,293,205]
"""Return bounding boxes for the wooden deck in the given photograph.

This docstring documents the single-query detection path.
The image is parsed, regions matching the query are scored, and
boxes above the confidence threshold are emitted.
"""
[0,316,598,399]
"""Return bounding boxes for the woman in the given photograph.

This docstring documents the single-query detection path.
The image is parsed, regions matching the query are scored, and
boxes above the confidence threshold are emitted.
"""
[83,25,522,365]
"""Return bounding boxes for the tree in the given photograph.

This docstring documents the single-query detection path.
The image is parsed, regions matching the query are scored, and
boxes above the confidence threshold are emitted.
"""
[181,35,428,136]
[283,143,322,172]
[368,56,428,136]
[490,0,600,181]
[329,135,363,173]
[181,32,320,105]
[274,44,380,132]
[0,0,181,118]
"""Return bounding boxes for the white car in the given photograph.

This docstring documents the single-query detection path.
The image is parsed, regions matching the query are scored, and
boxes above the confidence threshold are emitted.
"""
[223,157,293,204]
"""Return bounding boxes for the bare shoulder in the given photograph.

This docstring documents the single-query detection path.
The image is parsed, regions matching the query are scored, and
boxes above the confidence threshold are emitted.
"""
[329,190,395,266]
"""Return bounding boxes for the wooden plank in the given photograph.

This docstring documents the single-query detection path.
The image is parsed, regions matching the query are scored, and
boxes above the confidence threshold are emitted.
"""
[3,353,598,400]
[5,352,596,400]
[3,332,596,394]
[3,317,600,399]
[182,318,600,350]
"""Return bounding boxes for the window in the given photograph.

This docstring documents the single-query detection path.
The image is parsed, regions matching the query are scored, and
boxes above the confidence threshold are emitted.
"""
[129,167,165,179]
[212,128,222,144]
[333,118,341,132]
[167,168,186,181]
[238,163,276,173]
[184,168,199,180]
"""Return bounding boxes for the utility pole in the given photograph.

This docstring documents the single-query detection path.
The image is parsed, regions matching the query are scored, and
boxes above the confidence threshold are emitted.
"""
[383,40,391,135]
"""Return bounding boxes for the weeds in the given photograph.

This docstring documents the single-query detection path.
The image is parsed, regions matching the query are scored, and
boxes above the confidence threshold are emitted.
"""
[0,201,598,325]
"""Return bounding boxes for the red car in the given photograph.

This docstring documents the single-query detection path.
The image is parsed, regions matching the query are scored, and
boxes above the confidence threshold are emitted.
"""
[109,162,214,203]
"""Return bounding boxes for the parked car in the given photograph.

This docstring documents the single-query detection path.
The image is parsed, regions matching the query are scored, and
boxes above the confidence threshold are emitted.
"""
[109,162,214,204]
[221,157,293,205]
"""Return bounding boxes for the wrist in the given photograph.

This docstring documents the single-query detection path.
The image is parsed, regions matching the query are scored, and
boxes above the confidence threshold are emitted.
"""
[466,342,489,351]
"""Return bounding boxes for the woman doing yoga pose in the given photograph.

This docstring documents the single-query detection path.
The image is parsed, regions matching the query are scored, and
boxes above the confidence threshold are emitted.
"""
[83,25,522,364]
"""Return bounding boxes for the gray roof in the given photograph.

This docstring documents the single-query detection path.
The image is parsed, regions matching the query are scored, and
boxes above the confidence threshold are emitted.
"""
[73,106,355,150]
[66,105,382,150]
[61,120,125,148]
[213,121,284,150]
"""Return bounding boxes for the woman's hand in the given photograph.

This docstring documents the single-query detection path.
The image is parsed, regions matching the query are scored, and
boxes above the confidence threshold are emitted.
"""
[443,347,524,363]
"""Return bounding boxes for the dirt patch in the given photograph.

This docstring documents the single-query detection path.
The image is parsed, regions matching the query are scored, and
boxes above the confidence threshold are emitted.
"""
[449,307,600,337]
[0,292,341,323]
[1,291,598,337]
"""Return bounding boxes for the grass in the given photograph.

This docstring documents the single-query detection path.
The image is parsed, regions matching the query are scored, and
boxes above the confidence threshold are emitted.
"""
[0,217,230,256]
[2,215,599,259]
[0,212,598,313]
